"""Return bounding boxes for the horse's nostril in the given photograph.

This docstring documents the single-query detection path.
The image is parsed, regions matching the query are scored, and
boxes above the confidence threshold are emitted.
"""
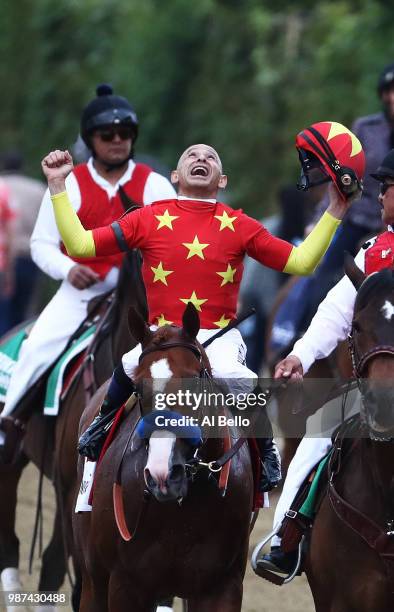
[144,468,155,488]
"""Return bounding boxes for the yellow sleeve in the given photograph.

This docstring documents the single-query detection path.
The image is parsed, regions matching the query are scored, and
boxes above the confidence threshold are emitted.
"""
[51,191,96,257]
[283,211,341,275]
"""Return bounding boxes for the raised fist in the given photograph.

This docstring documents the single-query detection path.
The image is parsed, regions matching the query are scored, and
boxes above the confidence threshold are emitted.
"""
[41,150,74,185]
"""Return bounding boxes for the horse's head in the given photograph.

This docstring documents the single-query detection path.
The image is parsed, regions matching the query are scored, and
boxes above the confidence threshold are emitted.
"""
[128,303,207,502]
[345,254,394,439]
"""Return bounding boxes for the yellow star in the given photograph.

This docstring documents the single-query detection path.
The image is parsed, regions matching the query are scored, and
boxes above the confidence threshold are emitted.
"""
[179,291,208,312]
[182,235,209,260]
[327,122,362,158]
[214,210,237,231]
[155,209,179,230]
[151,261,173,285]
[157,314,173,327]
[216,263,237,286]
[214,314,231,329]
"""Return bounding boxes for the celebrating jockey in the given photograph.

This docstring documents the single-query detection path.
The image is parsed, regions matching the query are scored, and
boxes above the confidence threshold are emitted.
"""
[260,148,394,574]
[0,84,175,453]
[41,126,364,491]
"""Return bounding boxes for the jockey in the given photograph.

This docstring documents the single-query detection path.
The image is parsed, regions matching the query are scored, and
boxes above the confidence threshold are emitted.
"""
[260,148,394,573]
[41,130,363,492]
[0,84,175,452]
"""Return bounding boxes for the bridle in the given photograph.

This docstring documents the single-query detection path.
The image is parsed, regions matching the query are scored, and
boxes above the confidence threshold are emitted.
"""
[137,338,246,477]
[348,325,394,380]
[138,340,207,371]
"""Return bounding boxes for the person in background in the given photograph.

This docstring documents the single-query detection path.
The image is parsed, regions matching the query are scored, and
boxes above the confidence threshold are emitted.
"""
[0,179,16,307]
[0,151,45,335]
[269,62,394,360]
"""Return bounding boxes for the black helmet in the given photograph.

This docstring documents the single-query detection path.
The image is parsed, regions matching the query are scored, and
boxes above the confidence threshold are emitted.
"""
[80,84,138,147]
[370,149,394,181]
[377,63,394,96]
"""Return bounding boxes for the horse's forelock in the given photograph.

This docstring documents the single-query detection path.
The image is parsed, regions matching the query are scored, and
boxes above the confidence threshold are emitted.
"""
[151,326,178,345]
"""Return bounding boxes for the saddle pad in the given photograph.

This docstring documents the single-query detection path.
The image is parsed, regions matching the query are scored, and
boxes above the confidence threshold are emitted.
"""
[0,329,29,401]
[299,451,331,519]
[43,325,96,415]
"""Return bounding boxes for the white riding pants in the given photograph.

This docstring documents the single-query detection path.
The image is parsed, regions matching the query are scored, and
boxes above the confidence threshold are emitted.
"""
[2,268,118,416]
[122,327,257,396]
[271,436,332,547]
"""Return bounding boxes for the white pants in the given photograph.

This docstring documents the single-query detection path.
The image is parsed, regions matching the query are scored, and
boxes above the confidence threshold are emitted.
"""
[271,436,332,547]
[2,268,118,416]
[122,327,257,395]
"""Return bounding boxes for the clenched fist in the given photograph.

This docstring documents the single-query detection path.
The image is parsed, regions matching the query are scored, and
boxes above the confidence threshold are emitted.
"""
[67,264,100,290]
[41,150,74,194]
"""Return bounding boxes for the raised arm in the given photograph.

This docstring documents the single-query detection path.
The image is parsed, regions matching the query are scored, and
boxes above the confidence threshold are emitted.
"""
[41,150,96,257]
[244,184,353,275]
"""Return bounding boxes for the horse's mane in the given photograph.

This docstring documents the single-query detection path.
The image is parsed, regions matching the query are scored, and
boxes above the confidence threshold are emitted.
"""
[355,269,394,311]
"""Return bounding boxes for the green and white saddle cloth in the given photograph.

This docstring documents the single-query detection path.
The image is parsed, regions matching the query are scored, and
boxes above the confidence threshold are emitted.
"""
[0,323,96,416]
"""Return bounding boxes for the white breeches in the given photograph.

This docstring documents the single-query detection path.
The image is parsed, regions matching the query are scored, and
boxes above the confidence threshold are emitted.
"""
[271,436,332,546]
[122,327,257,396]
[3,268,118,416]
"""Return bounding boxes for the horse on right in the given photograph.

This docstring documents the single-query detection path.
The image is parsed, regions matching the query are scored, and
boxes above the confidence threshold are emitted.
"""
[305,256,394,611]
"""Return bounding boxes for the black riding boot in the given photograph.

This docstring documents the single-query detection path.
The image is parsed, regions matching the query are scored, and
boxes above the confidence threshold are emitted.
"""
[259,546,298,574]
[256,437,282,492]
[249,391,282,492]
[78,363,136,461]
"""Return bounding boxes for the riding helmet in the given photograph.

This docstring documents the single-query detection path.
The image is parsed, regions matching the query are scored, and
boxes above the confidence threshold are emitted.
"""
[295,121,366,200]
[370,149,394,181]
[80,84,139,148]
[377,63,394,96]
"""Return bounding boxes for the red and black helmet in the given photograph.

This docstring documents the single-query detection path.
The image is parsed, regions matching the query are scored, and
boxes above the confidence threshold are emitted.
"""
[295,121,366,200]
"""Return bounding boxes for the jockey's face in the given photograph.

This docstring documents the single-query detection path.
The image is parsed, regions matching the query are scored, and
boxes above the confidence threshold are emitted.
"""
[171,144,227,199]
[90,125,133,166]
[379,178,394,226]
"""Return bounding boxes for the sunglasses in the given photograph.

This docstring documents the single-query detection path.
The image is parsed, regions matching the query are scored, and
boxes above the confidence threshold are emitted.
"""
[380,182,394,196]
[95,127,133,142]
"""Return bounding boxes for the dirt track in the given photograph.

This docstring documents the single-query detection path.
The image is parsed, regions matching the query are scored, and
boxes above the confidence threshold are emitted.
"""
[8,464,314,612]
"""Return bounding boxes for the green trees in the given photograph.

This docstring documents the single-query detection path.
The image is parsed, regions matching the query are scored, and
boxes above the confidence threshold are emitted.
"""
[1,0,394,214]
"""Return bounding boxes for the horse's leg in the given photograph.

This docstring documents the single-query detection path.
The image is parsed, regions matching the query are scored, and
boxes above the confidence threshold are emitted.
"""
[187,573,243,612]
[187,582,242,612]
[0,455,29,610]
[107,573,155,612]
[37,503,66,593]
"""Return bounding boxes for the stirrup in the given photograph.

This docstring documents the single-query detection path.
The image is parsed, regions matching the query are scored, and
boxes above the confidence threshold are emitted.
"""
[251,525,304,586]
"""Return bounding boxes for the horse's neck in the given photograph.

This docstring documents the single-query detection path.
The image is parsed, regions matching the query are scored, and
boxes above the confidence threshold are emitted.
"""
[369,441,394,519]
[111,254,148,363]
[340,440,394,524]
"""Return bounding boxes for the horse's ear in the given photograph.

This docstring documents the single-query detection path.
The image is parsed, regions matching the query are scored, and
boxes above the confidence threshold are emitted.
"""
[344,251,366,290]
[182,303,200,340]
[128,307,152,345]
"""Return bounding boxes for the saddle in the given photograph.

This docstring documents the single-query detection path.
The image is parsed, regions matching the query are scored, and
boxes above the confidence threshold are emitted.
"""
[0,290,116,432]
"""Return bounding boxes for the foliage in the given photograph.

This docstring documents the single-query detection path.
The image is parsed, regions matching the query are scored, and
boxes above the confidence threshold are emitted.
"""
[1,0,394,214]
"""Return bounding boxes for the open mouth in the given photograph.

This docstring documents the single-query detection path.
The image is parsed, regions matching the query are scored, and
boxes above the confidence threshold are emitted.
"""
[191,165,209,177]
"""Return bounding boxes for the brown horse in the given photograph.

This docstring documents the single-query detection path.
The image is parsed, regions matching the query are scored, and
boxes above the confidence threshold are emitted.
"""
[74,304,254,612]
[305,257,394,611]
[0,251,145,609]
